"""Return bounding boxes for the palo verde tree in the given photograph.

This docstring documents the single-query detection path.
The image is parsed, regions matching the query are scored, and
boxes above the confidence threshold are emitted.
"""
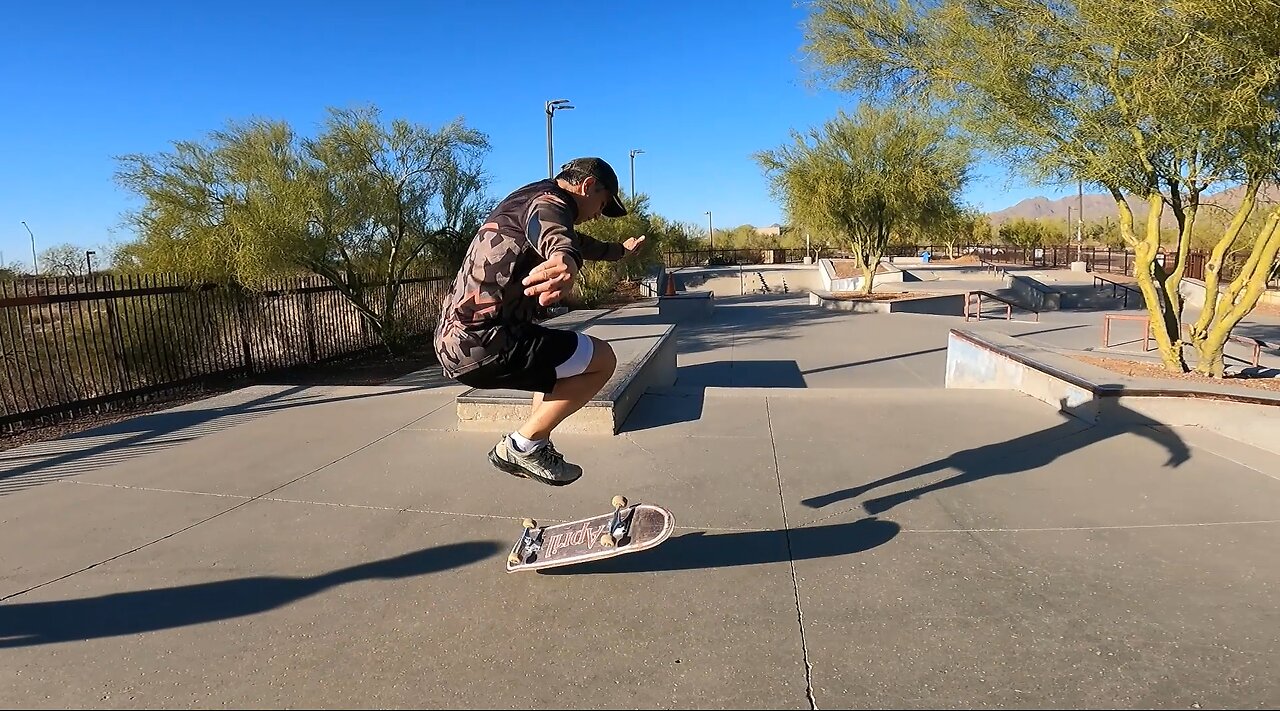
[928,204,987,259]
[115,105,493,351]
[803,0,1280,375]
[755,104,971,293]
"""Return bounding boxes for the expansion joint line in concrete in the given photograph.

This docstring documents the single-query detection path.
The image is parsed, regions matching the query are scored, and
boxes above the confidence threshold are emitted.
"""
[766,397,819,711]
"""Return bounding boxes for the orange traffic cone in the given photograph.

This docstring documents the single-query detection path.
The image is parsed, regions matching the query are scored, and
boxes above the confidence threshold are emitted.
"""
[664,270,677,296]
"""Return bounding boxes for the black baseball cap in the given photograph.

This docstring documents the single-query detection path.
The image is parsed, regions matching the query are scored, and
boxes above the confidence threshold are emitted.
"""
[559,156,628,218]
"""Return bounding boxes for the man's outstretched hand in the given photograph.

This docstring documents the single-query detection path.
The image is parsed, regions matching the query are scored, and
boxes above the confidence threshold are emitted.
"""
[623,235,646,254]
[523,252,578,306]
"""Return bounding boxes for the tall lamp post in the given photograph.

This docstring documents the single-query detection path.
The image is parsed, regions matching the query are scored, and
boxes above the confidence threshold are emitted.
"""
[628,148,644,206]
[21,221,37,275]
[1077,179,1084,262]
[545,99,573,178]
[85,250,96,279]
[705,210,713,251]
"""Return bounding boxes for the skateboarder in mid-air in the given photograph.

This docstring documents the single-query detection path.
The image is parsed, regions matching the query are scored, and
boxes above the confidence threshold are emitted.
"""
[433,157,646,486]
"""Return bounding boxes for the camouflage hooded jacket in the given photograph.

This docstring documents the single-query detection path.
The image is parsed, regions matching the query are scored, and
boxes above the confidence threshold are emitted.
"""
[433,178,626,377]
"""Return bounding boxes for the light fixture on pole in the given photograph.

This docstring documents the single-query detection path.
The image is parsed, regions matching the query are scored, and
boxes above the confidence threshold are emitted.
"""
[21,221,37,275]
[705,210,713,250]
[628,148,644,206]
[545,99,574,178]
[85,250,96,279]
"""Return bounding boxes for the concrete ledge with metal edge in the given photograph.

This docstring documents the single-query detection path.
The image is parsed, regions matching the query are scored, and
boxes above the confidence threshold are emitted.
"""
[944,328,1280,456]
[454,312,677,435]
[808,288,966,316]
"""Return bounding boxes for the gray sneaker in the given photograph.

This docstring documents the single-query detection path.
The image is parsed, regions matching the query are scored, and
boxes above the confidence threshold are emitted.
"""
[488,435,582,486]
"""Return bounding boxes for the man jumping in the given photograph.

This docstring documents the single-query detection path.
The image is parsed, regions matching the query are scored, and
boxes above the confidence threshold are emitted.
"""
[433,157,646,486]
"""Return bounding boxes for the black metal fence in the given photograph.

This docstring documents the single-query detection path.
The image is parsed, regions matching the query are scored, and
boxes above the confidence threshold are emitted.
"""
[665,243,1219,281]
[662,248,807,268]
[926,245,1209,281]
[1,274,449,429]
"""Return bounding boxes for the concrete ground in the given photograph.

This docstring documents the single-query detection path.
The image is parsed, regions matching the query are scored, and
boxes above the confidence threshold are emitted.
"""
[2,289,1278,709]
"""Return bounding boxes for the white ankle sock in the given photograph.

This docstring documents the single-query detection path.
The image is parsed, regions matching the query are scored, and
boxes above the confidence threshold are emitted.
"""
[510,432,545,453]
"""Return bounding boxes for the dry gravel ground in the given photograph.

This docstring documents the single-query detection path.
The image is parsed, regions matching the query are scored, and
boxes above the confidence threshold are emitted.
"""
[1071,353,1280,393]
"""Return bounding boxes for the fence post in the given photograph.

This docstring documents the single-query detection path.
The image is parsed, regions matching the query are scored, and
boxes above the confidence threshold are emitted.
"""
[235,295,255,374]
[304,290,318,363]
[103,275,129,391]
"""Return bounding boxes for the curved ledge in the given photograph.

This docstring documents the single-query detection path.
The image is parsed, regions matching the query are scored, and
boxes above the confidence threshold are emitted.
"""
[947,329,1280,407]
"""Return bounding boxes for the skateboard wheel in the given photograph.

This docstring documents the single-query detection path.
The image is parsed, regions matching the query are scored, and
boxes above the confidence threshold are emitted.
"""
[508,552,521,565]
[611,495,628,509]
[522,518,536,529]
[599,534,615,548]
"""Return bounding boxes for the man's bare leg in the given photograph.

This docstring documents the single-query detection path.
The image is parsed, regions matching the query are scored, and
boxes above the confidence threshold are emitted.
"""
[518,337,616,441]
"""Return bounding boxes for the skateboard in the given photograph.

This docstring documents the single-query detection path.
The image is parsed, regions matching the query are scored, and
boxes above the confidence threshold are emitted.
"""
[506,496,675,573]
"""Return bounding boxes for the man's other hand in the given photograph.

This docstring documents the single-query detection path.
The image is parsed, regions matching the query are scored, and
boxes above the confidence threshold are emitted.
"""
[522,252,578,306]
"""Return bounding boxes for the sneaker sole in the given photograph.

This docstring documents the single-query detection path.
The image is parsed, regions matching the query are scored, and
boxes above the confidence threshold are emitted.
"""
[488,449,580,487]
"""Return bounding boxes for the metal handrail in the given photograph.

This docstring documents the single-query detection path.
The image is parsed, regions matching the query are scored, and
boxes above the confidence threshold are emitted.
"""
[964,290,1039,322]
[979,258,1006,275]
[1093,274,1140,308]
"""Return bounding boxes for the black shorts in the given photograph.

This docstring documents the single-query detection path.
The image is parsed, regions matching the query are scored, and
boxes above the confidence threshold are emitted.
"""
[454,324,579,394]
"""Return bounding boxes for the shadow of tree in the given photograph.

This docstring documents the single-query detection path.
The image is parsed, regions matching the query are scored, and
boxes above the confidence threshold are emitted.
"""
[0,541,501,648]
[802,402,1191,515]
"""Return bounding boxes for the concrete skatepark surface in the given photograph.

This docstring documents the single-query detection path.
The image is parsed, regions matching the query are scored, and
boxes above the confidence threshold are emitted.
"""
[2,278,1278,709]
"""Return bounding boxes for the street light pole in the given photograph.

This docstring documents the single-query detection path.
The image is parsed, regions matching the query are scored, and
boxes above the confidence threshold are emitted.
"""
[1077,179,1084,262]
[21,221,37,275]
[628,148,644,206]
[545,99,573,178]
[705,210,713,251]
[85,250,96,279]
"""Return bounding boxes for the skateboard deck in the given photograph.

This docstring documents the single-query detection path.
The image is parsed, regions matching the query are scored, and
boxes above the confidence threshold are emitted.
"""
[506,496,675,573]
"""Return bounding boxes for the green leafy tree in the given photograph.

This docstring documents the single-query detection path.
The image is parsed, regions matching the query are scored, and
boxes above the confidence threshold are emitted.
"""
[936,205,986,258]
[804,0,1280,375]
[755,104,972,293]
[115,105,491,351]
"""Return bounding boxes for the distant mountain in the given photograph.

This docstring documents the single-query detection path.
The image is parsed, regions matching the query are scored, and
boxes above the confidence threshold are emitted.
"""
[986,182,1280,230]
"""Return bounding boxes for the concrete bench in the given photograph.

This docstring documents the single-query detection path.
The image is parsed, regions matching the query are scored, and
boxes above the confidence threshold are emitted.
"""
[657,290,714,321]
[455,320,677,435]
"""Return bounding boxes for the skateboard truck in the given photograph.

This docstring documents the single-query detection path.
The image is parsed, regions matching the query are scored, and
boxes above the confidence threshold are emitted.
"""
[508,518,543,566]
[598,495,631,548]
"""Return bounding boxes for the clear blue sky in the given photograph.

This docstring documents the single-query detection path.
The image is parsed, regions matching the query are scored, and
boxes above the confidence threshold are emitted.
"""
[0,0,1070,270]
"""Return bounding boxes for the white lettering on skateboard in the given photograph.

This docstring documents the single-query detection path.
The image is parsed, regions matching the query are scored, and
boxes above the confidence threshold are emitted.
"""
[546,522,608,557]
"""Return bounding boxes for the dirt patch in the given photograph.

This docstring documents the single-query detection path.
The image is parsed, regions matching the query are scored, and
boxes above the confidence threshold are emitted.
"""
[1252,300,1280,317]
[930,254,982,265]
[564,279,645,309]
[1070,353,1280,393]
[827,291,937,302]
[595,279,643,307]
[830,261,894,279]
